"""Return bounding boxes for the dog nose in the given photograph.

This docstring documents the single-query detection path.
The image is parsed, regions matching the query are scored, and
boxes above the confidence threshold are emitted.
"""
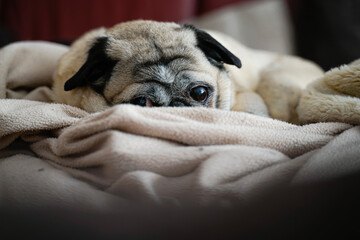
[170,101,185,107]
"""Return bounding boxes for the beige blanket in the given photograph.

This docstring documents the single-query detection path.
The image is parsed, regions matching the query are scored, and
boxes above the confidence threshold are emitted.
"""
[1,42,360,218]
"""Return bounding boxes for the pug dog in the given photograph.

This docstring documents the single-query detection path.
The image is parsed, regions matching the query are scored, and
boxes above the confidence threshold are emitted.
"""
[53,20,323,123]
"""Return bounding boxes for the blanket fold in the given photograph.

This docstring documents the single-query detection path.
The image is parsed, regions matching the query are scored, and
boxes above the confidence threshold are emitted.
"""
[1,41,360,210]
[29,106,351,191]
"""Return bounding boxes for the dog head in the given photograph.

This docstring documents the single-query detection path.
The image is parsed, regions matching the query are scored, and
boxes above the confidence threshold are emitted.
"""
[53,20,241,112]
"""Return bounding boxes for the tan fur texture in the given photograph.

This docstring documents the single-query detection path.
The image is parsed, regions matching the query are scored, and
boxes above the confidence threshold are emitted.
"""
[297,59,360,124]
[53,20,324,123]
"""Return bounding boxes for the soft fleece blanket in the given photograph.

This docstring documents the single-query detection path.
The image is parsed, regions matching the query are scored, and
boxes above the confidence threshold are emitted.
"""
[1,42,360,234]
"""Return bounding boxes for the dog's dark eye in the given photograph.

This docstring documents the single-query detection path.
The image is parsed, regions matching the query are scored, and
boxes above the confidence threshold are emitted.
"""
[190,86,208,102]
[130,97,153,107]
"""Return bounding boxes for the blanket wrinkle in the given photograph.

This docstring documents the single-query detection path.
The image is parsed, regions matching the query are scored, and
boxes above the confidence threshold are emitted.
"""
[194,147,290,186]
[0,41,68,99]
[1,41,360,210]
[105,148,295,205]
[0,154,129,210]
[0,99,87,150]
[292,126,360,184]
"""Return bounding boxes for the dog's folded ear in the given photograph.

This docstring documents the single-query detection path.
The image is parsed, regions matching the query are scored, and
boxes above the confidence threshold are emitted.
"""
[183,24,241,69]
[64,37,117,93]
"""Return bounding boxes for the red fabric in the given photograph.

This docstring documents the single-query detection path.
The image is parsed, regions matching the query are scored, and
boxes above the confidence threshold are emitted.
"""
[199,0,250,13]
[0,0,248,43]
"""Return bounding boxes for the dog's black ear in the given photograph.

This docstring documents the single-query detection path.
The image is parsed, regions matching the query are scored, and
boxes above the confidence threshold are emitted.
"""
[64,37,118,93]
[183,24,241,69]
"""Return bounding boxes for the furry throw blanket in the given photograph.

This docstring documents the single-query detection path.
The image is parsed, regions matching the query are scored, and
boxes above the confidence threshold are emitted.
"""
[1,41,360,238]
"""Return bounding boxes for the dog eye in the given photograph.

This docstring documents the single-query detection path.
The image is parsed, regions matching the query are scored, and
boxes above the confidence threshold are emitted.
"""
[190,86,208,102]
[130,97,153,107]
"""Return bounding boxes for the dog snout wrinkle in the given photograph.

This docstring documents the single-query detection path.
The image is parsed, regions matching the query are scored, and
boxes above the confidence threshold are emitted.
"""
[170,101,185,107]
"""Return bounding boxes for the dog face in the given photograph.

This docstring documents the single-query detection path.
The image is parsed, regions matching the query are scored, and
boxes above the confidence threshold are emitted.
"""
[53,20,241,112]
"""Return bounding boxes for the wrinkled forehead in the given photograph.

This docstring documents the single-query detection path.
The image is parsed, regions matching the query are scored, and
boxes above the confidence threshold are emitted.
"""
[106,21,196,44]
[104,22,198,63]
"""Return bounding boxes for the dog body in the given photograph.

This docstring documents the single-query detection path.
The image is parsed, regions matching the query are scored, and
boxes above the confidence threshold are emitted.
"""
[53,20,323,123]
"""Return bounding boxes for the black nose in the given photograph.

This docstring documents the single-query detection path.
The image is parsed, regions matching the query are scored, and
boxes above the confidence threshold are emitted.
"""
[170,101,185,107]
